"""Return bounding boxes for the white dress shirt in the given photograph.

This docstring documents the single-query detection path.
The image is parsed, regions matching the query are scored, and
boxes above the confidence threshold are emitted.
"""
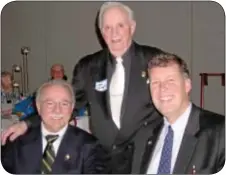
[146,103,192,174]
[41,123,68,154]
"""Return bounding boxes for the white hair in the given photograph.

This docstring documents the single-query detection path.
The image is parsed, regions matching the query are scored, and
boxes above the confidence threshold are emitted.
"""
[98,1,135,29]
[36,79,75,105]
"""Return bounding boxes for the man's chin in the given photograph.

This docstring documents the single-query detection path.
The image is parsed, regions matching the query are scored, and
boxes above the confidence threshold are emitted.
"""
[48,125,65,133]
[43,122,67,133]
[159,107,175,116]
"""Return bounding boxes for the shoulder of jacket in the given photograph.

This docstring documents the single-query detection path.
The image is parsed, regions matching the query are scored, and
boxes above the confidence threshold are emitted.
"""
[78,49,106,65]
[135,42,163,54]
[68,125,98,144]
[200,108,225,125]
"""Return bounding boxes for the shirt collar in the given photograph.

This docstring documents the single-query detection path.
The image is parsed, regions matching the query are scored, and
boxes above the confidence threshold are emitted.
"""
[41,122,68,139]
[163,102,192,132]
[109,41,134,64]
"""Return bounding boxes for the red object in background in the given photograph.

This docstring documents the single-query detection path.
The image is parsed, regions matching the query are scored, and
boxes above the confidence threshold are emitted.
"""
[199,73,225,108]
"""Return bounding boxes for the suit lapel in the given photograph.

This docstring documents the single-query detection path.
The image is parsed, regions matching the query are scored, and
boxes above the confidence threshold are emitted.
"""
[173,105,200,174]
[106,52,114,120]
[92,50,111,119]
[90,49,121,145]
[52,126,79,174]
[19,126,42,173]
[120,44,148,134]
[140,122,163,174]
[119,46,132,122]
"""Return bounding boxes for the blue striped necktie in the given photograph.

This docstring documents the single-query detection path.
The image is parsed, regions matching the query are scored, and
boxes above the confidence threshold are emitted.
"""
[157,125,174,174]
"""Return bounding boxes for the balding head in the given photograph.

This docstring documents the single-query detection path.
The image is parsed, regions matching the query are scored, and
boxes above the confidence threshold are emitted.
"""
[50,64,65,80]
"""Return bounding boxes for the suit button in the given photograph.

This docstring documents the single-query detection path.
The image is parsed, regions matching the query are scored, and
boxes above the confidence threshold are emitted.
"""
[112,144,117,150]
[148,140,152,145]
[143,121,148,126]
[127,144,132,149]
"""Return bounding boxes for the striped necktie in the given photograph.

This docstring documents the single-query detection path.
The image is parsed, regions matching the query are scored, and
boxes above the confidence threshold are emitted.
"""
[41,135,59,174]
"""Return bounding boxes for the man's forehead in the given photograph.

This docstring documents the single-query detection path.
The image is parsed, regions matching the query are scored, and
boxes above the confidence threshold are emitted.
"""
[52,66,63,71]
[42,86,70,97]
[103,7,128,20]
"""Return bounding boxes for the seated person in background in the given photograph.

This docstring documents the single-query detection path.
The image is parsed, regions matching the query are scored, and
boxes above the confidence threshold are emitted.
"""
[1,71,21,116]
[1,71,36,120]
[50,63,67,80]
[131,53,225,174]
[1,79,107,174]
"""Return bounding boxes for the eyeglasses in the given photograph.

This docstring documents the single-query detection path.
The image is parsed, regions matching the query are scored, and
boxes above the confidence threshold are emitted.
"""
[42,100,73,109]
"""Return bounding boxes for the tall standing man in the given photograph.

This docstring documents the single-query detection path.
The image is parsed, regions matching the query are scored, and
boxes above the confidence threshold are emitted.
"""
[2,2,164,172]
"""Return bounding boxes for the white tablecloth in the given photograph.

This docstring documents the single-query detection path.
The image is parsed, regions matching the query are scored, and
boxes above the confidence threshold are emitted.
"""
[76,116,90,133]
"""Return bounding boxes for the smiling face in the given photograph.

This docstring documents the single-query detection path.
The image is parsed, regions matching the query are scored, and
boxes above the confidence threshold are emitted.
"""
[51,64,64,80]
[101,6,136,57]
[1,74,13,90]
[36,84,74,132]
[149,63,191,122]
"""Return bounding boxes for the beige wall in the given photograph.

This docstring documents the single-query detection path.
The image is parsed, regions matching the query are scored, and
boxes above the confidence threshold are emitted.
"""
[1,1,225,114]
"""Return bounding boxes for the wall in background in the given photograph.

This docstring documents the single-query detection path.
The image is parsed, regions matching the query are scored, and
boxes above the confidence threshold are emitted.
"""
[1,1,224,114]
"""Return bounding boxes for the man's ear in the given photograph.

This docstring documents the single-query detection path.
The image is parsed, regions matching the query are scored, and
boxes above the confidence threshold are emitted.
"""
[36,101,41,114]
[72,103,75,111]
[185,78,192,94]
[130,20,136,36]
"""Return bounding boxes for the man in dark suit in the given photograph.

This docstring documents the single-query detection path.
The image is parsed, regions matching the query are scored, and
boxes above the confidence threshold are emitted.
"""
[131,52,225,174]
[1,80,107,174]
[1,1,163,173]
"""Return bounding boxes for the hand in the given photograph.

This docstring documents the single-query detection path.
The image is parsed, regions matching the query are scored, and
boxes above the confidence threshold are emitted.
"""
[1,121,28,145]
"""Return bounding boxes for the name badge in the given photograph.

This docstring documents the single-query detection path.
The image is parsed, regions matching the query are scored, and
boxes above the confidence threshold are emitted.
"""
[95,79,107,92]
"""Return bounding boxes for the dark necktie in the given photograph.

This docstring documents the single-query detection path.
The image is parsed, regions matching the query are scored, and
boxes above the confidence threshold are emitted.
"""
[41,135,59,174]
[157,125,174,174]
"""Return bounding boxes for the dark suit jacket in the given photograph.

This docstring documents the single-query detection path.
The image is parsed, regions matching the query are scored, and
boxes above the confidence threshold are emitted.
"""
[131,104,225,174]
[1,123,108,174]
[72,42,163,149]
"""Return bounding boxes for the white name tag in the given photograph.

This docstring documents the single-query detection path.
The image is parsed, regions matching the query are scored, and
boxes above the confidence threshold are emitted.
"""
[95,79,107,92]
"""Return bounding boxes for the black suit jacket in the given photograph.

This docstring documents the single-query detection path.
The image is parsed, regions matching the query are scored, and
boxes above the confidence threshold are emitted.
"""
[72,42,163,149]
[1,123,108,174]
[131,104,225,174]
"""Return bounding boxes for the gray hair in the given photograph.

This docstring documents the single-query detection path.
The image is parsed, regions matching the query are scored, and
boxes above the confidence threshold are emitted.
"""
[98,1,135,29]
[36,79,75,105]
[51,63,64,71]
[1,71,13,80]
